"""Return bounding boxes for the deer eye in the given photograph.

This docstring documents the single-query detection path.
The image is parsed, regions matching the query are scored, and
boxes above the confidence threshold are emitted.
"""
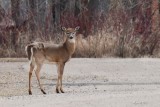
[72,32,76,35]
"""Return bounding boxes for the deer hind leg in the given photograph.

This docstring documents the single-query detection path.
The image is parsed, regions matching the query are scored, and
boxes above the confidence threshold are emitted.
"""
[29,62,34,95]
[35,63,46,94]
[56,63,65,93]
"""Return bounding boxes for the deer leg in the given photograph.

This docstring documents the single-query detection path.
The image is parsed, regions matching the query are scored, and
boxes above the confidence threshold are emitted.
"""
[35,64,46,94]
[56,64,60,93]
[56,77,60,93]
[29,63,34,95]
[56,63,65,93]
[59,63,65,93]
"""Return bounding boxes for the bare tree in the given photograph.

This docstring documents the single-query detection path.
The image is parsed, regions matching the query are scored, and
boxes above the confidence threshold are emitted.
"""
[11,0,20,51]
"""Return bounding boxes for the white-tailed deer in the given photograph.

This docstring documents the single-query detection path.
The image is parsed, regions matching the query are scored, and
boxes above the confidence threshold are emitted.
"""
[25,26,80,95]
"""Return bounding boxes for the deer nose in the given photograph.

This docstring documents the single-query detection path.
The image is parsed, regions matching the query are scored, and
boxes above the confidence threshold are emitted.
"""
[69,36,73,39]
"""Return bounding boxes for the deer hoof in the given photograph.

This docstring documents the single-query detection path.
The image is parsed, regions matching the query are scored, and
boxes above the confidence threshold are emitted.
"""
[29,90,32,95]
[60,89,65,93]
[56,88,60,93]
[41,89,46,94]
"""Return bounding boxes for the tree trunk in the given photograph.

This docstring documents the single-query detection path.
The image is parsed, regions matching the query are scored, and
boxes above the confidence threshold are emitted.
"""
[75,0,81,17]
[45,0,54,38]
[0,4,5,22]
[11,0,20,25]
[88,0,100,34]
[28,0,36,41]
[11,0,20,51]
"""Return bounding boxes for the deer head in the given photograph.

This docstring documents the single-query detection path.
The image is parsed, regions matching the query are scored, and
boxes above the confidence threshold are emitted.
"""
[62,26,80,40]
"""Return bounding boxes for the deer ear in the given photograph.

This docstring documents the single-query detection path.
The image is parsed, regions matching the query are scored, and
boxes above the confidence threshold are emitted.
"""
[75,26,80,31]
[62,27,66,31]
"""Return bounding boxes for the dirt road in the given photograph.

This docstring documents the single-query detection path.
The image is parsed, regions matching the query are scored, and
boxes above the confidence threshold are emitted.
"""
[0,58,160,107]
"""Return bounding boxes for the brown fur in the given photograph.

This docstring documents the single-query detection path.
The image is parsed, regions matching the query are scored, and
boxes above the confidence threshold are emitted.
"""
[25,26,79,95]
[25,43,44,60]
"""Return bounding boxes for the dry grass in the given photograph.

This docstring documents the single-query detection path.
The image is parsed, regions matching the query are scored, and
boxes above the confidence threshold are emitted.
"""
[74,32,160,58]
[74,33,117,58]
[0,30,159,58]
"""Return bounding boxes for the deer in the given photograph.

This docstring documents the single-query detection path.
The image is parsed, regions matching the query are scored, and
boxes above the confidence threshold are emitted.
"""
[25,26,80,95]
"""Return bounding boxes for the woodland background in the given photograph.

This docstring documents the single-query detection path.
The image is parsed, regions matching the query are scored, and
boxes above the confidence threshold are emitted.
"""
[0,0,160,58]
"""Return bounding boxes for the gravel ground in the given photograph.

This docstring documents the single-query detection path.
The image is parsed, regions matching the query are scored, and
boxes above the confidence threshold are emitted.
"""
[0,58,160,107]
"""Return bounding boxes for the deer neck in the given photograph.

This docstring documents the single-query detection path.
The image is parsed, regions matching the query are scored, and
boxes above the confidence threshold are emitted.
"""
[64,38,76,55]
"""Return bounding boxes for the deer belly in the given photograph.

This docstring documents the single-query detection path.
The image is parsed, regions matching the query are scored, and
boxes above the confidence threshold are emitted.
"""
[45,56,54,62]
[45,55,60,62]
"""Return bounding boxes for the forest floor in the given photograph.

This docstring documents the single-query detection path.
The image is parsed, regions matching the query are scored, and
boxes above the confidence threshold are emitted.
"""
[0,58,160,107]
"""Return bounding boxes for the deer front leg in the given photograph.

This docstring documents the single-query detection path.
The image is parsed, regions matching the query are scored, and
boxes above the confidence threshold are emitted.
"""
[56,76,60,93]
[56,63,65,93]
[59,63,65,93]
[56,64,60,93]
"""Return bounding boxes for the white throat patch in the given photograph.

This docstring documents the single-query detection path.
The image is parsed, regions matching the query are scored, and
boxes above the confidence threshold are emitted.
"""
[68,38,76,43]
